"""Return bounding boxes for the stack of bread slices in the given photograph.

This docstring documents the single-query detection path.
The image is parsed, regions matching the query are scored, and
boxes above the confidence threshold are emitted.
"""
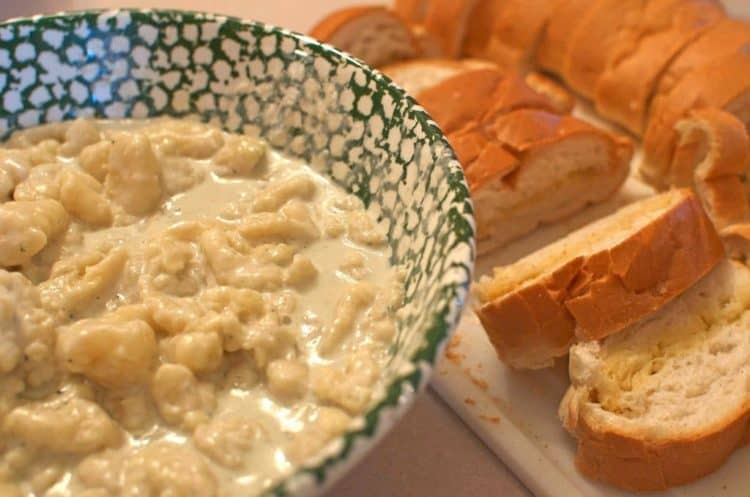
[311,0,750,491]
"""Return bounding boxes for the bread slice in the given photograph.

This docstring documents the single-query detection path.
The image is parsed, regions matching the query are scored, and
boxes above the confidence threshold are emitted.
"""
[561,0,642,100]
[474,189,724,369]
[535,0,595,76]
[672,107,750,229]
[457,109,633,257]
[421,0,479,58]
[560,259,750,491]
[462,0,556,70]
[594,0,725,134]
[309,6,418,68]
[380,58,492,96]
[416,67,572,134]
[642,48,750,189]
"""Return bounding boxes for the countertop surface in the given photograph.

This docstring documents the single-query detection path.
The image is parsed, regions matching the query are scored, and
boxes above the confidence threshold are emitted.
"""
[0,2,534,496]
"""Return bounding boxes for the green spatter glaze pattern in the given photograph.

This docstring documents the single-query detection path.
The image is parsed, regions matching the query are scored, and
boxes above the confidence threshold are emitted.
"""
[0,9,475,497]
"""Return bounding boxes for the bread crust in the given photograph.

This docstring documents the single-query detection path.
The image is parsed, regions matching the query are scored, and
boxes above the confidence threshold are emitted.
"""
[309,6,418,67]
[380,58,492,96]
[567,399,750,491]
[594,0,724,134]
[475,189,724,369]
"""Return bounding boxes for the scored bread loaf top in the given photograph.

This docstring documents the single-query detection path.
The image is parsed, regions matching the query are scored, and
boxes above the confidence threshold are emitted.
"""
[416,67,570,134]
[309,6,418,68]
[561,259,750,491]
[474,189,724,369]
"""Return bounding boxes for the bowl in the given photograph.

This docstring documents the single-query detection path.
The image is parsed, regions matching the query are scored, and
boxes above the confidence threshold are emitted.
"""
[0,9,475,496]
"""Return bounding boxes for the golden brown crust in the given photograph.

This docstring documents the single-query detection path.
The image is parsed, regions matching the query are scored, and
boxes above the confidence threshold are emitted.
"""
[475,189,724,368]
[571,402,750,491]
[594,0,725,134]
[535,0,595,75]
[642,49,750,189]
[462,0,556,70]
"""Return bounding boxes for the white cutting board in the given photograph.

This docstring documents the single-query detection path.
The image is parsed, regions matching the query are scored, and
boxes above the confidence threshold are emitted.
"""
[431,3,750,496]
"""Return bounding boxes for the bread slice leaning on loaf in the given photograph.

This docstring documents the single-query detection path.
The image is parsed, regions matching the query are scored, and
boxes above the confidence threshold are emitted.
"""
[561,259,750,491]
[642,47,750,189]
[309,6,418,68]
[672,107,750,229]
[474,189,724,369]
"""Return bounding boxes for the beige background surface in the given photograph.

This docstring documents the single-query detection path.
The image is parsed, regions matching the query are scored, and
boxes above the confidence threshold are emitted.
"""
[0,2,533,496]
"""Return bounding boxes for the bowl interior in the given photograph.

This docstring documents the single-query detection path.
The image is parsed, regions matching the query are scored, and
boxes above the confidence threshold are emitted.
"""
[0,9,475,495]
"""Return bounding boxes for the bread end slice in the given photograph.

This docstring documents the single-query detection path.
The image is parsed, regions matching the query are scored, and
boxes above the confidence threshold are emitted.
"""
[474,189,724,369]
[309,6,418,68]
[562,259,750,491]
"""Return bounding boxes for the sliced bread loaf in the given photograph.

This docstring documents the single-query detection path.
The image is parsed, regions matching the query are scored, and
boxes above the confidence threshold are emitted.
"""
[309,6,418,68]
[721,223,750,260]
[672,107,750,229]
[560,259,750,491]
[474,189,724,369]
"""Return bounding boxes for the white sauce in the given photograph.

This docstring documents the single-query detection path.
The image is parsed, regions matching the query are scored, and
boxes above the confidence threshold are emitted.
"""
[0,118,404,497]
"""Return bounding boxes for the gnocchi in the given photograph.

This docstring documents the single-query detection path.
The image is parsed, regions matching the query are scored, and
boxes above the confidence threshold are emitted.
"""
[0,118,402,497]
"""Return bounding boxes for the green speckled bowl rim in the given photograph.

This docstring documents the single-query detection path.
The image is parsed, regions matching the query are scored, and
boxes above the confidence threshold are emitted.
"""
[0,9,476,497]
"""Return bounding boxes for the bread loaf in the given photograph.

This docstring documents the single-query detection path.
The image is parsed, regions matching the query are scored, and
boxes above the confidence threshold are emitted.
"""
[309,6,418,68]
[474,189,724,369]
[561,259,750,491]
